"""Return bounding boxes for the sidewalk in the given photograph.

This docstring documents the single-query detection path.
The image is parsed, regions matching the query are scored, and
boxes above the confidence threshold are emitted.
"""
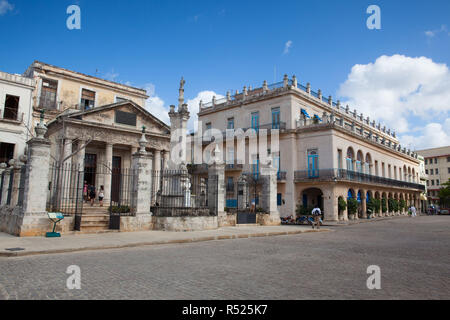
[0,225,329,258]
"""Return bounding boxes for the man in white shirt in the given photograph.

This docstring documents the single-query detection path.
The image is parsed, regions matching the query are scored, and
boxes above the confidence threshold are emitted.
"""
[410,205,417,217]
[311,206,322,229]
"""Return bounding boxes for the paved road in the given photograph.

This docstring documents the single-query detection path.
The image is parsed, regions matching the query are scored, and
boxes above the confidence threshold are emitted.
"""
[0,216,449,300]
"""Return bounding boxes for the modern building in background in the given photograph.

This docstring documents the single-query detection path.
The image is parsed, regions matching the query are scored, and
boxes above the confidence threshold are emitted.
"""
[417,146,450,207]
[192,75,425,221]
[0,71,35,164]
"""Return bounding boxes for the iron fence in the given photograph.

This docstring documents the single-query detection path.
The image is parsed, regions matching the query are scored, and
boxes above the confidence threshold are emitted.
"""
[150,170,212,217]
[47,163,84,216]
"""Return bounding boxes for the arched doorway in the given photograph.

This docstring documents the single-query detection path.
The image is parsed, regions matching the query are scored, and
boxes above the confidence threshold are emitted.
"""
[300,188,324,214]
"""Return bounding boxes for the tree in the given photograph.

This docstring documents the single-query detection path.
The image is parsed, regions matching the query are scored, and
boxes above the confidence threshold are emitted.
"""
[381,198,387,213]
[438,179,450,208]
[338,197,347,214]
[347,198,359,216]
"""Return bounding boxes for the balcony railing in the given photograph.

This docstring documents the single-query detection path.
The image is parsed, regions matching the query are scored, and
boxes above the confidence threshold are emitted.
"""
[294,168,425,191]
[277,171,287,181]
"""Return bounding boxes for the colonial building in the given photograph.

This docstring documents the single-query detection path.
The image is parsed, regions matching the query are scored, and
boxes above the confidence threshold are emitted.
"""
[417,146,450,206]
[192,75,425,222]
[22,61,171,205]
[0,71,35,164]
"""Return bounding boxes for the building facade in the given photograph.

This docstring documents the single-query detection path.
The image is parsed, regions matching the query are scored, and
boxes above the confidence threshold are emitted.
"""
[22,61,171,205]
[0,71,35,164]
[417,146,450,207]
[193,75,424,222]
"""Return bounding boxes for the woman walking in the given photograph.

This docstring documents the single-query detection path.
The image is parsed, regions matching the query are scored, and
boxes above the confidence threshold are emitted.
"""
[98,185,105,207]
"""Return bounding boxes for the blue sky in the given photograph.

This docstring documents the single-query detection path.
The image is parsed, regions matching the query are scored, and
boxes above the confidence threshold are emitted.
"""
[1,0,449,149]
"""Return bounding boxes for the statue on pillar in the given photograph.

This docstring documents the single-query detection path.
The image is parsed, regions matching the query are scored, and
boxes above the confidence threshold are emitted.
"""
[178,77,186,109]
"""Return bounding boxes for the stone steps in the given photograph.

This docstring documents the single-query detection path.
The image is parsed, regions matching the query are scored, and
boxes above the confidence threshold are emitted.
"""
[80,212,110,232]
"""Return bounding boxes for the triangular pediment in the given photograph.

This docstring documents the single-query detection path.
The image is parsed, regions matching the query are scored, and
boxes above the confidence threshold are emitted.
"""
[65,101,170,135]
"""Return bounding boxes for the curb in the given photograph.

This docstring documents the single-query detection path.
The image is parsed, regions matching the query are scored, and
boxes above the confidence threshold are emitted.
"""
[0,228,329,258]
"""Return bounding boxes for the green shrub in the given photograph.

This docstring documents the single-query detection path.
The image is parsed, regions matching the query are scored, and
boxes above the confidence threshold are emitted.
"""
[347,198,359,215]
[381,198,387,213]
[338,197,347,214]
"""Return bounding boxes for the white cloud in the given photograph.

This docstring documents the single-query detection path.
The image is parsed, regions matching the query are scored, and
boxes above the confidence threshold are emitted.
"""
[143,84,223,131]
[338,55,450,139]
[143,83,170,125]
[186,91,224,131]
[103,69,119,81]
[283,40,292,55]
[0,0,13,15]
[424,25,448,38]
[399,118,450,150]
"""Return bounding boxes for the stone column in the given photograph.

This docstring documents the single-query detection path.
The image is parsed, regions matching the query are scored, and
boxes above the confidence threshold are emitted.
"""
[323,187,338,222]
[63,139,72,166]
[152,149,161,205]
[162,150,169,170]
[153,149,161,172]
[104,142,113,203]
[131,135,153,215]
[76,139,86,172]
[361,191,367,219]
[237,175,248,210]
[208,162,225,226]
[19,119,52,236]
[259,163,281,226]
[0,166,12,206]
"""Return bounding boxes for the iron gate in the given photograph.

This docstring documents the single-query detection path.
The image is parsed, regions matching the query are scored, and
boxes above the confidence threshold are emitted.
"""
[109,167,136,230]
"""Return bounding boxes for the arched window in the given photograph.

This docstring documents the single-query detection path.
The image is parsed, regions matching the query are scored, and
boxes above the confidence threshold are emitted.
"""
[346,147,354,171]
[356,151,363,173]
[365,153,372,175]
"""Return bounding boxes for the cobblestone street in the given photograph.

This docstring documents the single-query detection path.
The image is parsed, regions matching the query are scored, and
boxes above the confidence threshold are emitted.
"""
[0,216,449,300]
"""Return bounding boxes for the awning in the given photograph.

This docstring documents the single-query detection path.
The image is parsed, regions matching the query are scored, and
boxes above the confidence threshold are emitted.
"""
[301,109,311,118]
[314,114,323,122]
[420,194,427,201]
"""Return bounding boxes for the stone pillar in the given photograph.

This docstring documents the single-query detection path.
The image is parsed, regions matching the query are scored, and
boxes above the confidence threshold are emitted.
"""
[9,164,23,207]
[63,139,72,165]
[104,142,113,203]
[162,150,169,169]
[361,191,367,219]
[131,136,153,215]
[208,162,225,226]
[18,118,52,236]
[76,139,86,172]
[284,134,297,217]
[323,187,338,222]
[259,163,281,226]
[152,149,162,204]
[237,175,248,210]
[153,149,161,172]
[0,166,12,206]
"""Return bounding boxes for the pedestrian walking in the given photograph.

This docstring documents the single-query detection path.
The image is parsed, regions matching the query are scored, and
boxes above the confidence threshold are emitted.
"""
[410,205,417,217]
[98,185,105,207]
[311,206,322,230]
[83,181,88,203]
[88,184,96,206]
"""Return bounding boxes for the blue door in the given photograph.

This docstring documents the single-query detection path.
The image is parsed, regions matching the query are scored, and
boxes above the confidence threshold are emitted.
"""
[308,154,319,178]
[251,112,259,132]
[274,155,280,179]
[272,108,280,129]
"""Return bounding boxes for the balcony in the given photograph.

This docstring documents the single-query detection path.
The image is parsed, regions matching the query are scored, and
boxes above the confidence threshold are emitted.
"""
[294,168,425,191]
[277,171,287,181]
[225,163,243,171]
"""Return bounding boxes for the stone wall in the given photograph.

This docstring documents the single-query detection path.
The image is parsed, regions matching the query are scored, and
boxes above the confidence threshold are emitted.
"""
[153,216,218,232]
[120,215,154,232]
[0,206,23,236]
[219,213,237,227]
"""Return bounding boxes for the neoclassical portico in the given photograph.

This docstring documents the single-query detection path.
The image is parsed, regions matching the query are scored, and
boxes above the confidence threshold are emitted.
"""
[46,100,171,204]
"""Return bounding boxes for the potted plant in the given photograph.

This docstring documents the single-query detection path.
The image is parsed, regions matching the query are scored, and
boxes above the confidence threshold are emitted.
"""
[338,197,347,220]
[347,198,358,220]
[381,198,387,215]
